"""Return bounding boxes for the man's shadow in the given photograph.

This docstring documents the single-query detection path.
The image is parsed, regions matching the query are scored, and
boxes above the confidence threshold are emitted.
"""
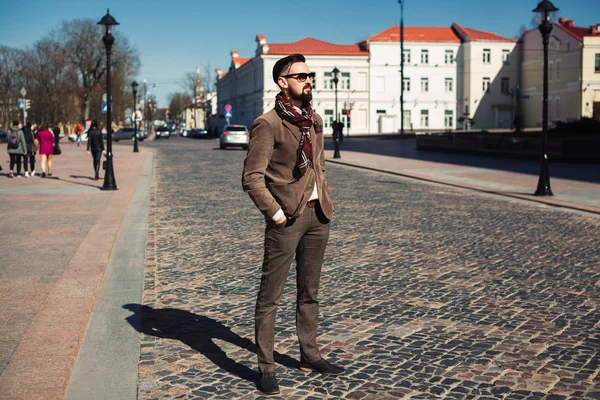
[123,304,300,384]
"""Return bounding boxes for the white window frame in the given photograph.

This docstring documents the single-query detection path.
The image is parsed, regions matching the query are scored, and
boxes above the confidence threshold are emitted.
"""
[445,50,454,64]
[420,109,429,128]
[421,49,429,64]
[402,49,411,64]
[482,77,491,93]
[402,77,411,92]
[445,78,453,92]
[483,49,491,64]
[421,77,429,92]
[444,110,453,128]
[502,49,510,63]
[324,109,334,128]
[341,72,351,90]
[324,72,333,90]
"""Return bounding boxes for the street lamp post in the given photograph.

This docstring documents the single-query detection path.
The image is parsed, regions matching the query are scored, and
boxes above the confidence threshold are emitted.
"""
[533,0,557,196]
[332,67,341,159]
[399,0,405,136]
[132,80,139,153]
[98,9,119,191]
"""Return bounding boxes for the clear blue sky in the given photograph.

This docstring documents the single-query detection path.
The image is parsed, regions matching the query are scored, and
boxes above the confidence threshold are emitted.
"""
[2,0,598,107]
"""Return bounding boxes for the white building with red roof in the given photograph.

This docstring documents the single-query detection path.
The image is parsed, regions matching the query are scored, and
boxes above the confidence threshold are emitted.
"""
[520,17,600,127]
[215,36,369,133]
[216,24,519,135]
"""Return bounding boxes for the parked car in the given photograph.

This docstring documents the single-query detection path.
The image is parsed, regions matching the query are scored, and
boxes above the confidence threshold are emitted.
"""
[219,124,249,149]
[111,127,144,142]
[190,129,208,139]
[155,126,170,139]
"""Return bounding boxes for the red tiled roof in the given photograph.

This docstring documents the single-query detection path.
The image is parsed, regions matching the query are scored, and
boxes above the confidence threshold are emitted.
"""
[369,26,460,43]
[267,38,367,56]
[555,20,599,41]
[236,57,250,66]
[453,23,516,43]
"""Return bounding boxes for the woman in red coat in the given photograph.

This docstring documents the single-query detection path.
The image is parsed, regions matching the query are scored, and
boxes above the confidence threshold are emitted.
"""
[36,122,55,178]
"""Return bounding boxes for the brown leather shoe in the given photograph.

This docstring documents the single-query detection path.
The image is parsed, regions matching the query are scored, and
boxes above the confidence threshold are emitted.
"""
[300,358,345,375]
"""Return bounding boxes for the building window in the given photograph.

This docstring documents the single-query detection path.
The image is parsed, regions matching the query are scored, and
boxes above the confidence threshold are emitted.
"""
[324,72,333,89]
[324,109,334,128]
[501,77,510,94]
[445,78,453,92]
[595,54,600,73]
[483,49,491,64]
[376,109,387,114]
[402,77,410,92]
[402,49,411,64]
[421,77,429,92]
[420,110,429,128]
[341,72,351,90]
[421,49,429,64]
[556,60,561,81]
[502,49,510,63]
[342,110,351,128]
[444,110,453,128]
[482,77,491,92]
[549,61,554,81]
[445,50,454,64]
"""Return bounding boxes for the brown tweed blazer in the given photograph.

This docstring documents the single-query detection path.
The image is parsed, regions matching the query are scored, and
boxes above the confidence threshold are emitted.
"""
[242,108,334,221]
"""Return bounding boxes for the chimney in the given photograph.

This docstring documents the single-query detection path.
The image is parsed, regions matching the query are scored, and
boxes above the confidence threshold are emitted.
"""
[595,24,600,35]
[255,34,269,55]
[230,50,239,59]
[216,68,223,79]
[558,17,567,25]
[567,20,575,27]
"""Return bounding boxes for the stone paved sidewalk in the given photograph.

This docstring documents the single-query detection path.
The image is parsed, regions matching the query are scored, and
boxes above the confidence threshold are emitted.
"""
[137,139,600,399]
[0,142,150,400]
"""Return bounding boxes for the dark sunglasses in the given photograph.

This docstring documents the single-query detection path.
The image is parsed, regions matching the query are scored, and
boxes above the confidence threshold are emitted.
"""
[281,72,315,82]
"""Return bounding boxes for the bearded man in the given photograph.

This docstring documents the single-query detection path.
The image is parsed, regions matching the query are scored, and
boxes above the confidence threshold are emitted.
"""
[242,54,344,395]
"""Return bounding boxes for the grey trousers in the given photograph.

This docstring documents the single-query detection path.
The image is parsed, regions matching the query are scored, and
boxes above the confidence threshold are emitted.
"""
[255,202,330,373]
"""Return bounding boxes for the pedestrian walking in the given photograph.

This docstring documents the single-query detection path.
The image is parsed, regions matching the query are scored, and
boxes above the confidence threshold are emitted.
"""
[86,120,105,180]
[37,122,55,178]
[242,54,342,395]
[22,122,37,177]
[74,123,83,147]
[6,120,27,178]
[52,126,62,155]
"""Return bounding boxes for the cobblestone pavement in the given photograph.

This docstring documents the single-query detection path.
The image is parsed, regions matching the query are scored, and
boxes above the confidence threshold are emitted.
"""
[137,138,600,399]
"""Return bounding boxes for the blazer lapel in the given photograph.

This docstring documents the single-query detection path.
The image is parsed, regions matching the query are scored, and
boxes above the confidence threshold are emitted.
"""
[281,119,301,142]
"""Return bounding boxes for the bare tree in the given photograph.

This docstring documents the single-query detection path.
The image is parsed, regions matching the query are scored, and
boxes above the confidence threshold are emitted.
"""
[167,92,192,120]
[201,61,216,93]
[55,19,106,123]
[23,38,79,125]
[179,71,197,97]
[0,46,27,128]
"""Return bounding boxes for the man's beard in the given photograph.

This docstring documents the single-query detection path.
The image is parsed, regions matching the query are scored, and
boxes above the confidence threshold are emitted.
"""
[289,86,312,104]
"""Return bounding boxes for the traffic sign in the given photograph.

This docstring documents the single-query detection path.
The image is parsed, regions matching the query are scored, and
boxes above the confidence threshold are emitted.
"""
[18,99,25,110]
[102,93,107,102]
[225,110,232,119]
[102,103,108,113]
[20,87,26,97]
[224,104,232,112]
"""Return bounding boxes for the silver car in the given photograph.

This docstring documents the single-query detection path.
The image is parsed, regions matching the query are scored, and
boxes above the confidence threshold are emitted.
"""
[219,125,249,150]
